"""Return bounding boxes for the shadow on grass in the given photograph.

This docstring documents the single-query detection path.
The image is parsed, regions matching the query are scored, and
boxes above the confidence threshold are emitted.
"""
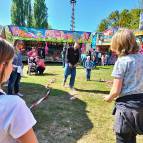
[93,67,110,70]
[45,62,62,66]
[20,82,93,143]
[77,66,84,69]
[97,66,112,69]
[75,88,110,94]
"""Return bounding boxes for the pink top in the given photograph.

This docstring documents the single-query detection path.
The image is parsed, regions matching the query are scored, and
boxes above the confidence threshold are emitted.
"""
[37,59,45,68]
[27,50,38,58]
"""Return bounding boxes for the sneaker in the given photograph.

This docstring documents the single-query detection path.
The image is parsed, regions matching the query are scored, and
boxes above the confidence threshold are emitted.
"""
[70,87,76,92]
[17,92,24,97]
[69,88,77,95]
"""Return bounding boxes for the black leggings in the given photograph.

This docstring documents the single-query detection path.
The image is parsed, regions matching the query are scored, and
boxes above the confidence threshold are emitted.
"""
[116,132,136,143]
[36,67,45,74]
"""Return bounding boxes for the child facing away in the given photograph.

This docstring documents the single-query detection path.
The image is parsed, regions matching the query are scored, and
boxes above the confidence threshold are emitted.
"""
[0,39,38,143]
[104,29,143,143]
[84,56,94,81]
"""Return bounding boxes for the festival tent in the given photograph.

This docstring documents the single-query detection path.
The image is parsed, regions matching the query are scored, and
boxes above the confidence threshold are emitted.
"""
[96,27,118,46]
[90,28,119,65]
[4,25,91,62]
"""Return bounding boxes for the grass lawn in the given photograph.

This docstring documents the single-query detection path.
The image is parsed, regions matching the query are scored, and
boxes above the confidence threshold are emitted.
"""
[19,64,143,143]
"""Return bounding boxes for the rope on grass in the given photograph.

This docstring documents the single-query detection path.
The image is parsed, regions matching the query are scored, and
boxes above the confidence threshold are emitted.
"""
[30,78,56,109]
[30,88,51,109]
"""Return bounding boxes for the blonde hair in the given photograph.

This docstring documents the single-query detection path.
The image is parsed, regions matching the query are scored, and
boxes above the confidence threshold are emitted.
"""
[111,29,139,56]
[0,39,14,83]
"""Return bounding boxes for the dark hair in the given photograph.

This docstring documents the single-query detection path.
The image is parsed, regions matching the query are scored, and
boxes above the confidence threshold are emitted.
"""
[0,39,14,82]
[0,39,14,64]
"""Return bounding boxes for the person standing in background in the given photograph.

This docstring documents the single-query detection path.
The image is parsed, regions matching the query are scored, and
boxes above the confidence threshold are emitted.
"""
[63,42,80,90]
[61,43,68,67]
[8,40,24,96]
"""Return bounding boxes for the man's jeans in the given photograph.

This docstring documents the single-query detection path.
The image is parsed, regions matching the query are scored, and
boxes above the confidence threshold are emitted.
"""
[64,63,76,88]
[8,70,21,94]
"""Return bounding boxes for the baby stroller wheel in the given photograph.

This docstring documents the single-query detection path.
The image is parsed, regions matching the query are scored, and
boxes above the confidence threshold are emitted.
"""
[27,68,31,75]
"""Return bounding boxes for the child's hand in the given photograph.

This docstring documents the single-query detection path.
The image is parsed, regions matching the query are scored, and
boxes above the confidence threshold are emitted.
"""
[103,95,113,103]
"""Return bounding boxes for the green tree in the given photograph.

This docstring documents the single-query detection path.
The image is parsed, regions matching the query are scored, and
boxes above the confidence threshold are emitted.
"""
[108,10,120,27]
[129,9,140,29]
[118,9,131,28]
[11,0,25,26]
[97,19,109,32]
[97,9,141,32]
[33,0,48,28]
[24,0,33,27]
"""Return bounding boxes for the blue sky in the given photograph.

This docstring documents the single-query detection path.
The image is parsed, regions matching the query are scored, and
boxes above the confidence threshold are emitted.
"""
[0,0,140,32]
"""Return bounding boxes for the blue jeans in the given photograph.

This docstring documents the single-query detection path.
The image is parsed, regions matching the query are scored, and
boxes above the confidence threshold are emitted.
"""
[8,70,21,94]
[64,63,76,88]
[86,69,91,80]
[62,58,65,67]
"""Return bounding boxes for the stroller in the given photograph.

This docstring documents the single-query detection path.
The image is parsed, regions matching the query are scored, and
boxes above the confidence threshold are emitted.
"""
[27,57,37,75]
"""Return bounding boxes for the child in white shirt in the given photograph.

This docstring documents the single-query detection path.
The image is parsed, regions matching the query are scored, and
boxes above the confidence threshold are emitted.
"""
[0,38,38,143]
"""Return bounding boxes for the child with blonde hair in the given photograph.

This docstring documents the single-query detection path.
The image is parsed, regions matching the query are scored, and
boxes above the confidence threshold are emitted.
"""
[0,39,38,143]
[104,29,143,143]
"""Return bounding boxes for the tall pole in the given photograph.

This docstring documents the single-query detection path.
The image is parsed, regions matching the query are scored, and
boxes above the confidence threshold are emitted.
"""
[139,0,143,30]
[139,0,143,11]
[70,0,76,31]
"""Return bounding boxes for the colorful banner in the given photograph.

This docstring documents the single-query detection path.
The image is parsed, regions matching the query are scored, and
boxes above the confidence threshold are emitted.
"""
[93,27,118,46]
[9,25,91,43]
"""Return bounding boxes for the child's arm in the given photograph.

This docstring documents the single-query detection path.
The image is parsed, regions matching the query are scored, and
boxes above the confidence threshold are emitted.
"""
[104,78,123,102]
[84,61,87,68]
[91,61,94,69]
[17,128,38,143]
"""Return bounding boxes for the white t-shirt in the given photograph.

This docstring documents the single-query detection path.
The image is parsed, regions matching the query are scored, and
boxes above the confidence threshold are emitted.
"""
[112,53,143,97]
[0,95,36,143]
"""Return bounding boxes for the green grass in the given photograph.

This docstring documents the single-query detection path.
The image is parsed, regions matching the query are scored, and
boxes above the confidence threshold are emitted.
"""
[19,64,143,143]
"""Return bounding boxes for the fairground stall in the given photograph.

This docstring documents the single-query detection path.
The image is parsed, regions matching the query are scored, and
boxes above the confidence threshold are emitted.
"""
[91,27,118,65]
[4,25,91,62]
[134,30,143,42]
[134,30,143,54]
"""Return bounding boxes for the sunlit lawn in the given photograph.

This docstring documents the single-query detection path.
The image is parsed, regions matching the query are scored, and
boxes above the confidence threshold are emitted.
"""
[19,64,143,143]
